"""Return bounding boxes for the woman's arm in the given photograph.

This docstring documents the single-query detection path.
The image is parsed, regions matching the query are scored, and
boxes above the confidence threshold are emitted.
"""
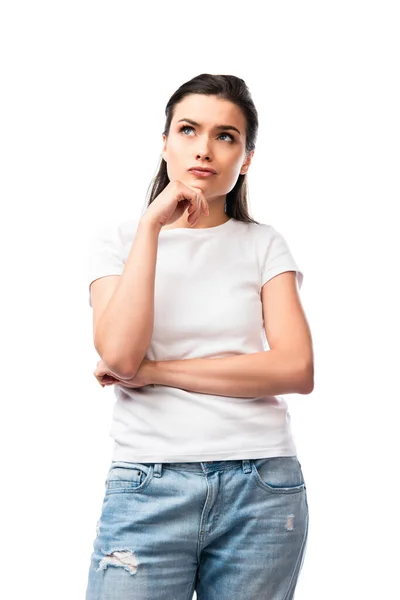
[94,218,161,380]
[147,351,312,397]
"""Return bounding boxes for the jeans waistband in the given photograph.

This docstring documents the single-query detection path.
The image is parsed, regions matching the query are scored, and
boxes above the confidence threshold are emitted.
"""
[151,460,252,476]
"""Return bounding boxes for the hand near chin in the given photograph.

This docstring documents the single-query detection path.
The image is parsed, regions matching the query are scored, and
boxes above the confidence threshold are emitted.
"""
[93,358,153,389]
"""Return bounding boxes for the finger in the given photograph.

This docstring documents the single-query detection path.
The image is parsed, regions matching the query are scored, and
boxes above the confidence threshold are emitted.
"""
[188,193,199,215]
[194,192,207,217]
[186,187,206,225]
[196,195,204,220]
[187,186,202,210]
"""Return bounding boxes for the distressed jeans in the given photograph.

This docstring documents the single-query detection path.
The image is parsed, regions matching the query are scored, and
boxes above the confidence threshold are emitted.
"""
[85,457,309,599]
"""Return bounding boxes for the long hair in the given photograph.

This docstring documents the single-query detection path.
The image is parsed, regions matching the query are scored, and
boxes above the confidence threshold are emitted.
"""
[141,73,260,224]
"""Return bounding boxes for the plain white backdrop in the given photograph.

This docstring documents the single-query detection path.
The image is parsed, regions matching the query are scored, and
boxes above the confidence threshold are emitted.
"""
[1,1,399,598]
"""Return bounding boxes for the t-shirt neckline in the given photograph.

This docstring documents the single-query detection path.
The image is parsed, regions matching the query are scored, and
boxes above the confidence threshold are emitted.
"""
[160,217,234,233]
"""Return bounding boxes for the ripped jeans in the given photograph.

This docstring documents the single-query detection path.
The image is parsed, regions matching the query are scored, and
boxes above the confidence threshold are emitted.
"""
[85,457,309,599]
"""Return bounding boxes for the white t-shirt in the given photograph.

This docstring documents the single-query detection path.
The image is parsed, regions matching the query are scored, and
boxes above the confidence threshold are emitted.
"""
[87,216,304,463]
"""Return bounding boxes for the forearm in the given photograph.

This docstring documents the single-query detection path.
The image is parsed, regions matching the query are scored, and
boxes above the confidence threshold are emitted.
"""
[151,351,312,398]
[95,218,161,379]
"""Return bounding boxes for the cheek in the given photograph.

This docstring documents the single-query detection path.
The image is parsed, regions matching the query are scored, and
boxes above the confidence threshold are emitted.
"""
[220,156,243,178]
[221,146,243,166]
[165,139,186,164]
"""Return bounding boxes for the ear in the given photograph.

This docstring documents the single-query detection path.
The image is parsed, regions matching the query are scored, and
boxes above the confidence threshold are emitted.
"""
[162,134,167,162]
[240,150,255,175]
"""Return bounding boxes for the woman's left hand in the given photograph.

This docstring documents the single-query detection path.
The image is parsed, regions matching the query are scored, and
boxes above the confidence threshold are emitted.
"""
[93,358,153,389]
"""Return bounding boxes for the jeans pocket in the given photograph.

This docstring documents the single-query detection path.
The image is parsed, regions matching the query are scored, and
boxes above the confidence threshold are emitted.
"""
[251,456,306,494]
[105,461,153,494]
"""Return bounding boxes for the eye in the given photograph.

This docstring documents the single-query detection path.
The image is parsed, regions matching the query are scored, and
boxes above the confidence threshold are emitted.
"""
[218,132,234,142]
[179,125,195,136]
[178,125,234,142]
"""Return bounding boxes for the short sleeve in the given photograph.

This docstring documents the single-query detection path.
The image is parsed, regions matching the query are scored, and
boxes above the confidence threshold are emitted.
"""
[260,225,304,290]
[86,221,125,307]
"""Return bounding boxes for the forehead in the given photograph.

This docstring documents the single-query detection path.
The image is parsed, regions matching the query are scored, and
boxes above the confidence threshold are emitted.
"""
[172,94,245,130]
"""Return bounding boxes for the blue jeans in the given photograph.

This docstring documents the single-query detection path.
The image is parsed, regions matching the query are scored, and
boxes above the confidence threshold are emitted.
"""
[85,457,309,599]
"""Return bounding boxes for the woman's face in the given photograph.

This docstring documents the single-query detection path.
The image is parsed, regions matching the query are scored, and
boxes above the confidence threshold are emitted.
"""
[162,94,254,202]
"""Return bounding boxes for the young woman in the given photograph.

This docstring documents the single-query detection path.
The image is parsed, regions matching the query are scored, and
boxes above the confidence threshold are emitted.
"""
[85,73,313,600]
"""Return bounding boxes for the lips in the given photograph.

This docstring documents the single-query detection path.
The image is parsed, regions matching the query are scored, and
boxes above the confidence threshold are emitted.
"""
[188,167,216,174]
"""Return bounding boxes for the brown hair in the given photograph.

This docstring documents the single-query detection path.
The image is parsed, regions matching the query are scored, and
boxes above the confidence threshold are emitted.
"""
[141,73,260,224]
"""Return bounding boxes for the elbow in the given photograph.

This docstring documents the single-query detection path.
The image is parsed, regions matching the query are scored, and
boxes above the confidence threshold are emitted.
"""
[299,361,314,394]
[100,352,139,381]
[105,360,138,381]
[94,339,138,381]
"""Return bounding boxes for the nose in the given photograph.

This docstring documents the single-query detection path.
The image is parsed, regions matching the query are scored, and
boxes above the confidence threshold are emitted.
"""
[195,136,212,161]
[196,148,212,161]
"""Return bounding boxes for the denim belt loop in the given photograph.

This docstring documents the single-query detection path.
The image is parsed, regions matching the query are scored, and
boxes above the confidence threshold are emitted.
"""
[242,459,252,474]
[153,463,163,477]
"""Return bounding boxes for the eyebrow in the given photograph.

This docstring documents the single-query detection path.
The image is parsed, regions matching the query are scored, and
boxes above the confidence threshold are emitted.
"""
[177,118,241,136]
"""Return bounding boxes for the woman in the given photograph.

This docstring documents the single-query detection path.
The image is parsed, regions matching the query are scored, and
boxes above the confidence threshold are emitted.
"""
[85,73,313,600]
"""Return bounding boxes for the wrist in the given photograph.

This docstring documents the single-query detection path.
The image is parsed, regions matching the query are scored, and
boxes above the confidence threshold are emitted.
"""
[139,216,162,234]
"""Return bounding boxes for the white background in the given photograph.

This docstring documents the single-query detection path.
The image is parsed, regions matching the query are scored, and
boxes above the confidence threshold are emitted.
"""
[1,1,399,598]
